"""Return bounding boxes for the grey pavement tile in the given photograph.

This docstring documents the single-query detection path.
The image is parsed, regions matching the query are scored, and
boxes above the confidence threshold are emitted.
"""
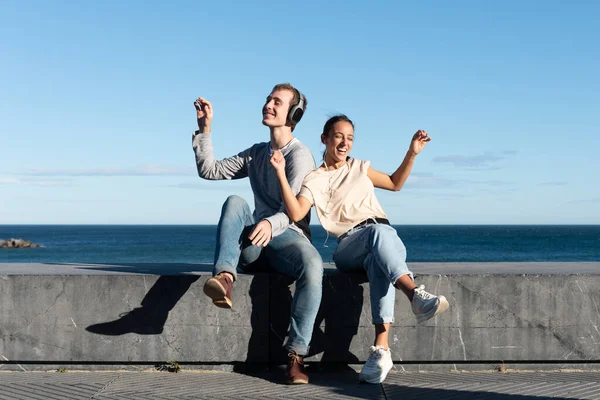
[383,371,600,399]
[0,372,118,400]
[0,370,599,399]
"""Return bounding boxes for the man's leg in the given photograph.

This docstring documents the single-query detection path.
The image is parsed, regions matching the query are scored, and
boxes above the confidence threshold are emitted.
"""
[263,229,323,384]
[204,195,261,308]
[264,230,323,355]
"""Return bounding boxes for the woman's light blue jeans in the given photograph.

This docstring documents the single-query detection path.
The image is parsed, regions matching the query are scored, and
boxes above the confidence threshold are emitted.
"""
[213,195,323,356]
[333,223,413,324]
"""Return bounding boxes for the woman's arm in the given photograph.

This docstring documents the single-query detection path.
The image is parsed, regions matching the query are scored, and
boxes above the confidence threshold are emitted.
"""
[269,150,313,221]
[368,130,431,191]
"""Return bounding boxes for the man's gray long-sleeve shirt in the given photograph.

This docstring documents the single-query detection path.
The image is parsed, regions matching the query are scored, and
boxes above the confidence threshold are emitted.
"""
[192,132,316,239]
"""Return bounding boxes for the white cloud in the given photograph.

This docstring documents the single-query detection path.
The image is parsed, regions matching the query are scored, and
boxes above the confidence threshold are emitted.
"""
[405,174,459,189]
[405,173,513,189]
[0,176,74,187]
[20,164,194,177]
[538,181,568,186]
[563,197,600,205]
[432,151,517,170]
[167,181,250,190]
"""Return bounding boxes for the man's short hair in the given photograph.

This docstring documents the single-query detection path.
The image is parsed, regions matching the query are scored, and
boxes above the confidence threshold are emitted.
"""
[271,83,307,131]
[271,83,308,112]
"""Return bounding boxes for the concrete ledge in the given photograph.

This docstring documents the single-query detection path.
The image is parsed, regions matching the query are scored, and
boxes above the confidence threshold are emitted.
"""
[0,262,599,370]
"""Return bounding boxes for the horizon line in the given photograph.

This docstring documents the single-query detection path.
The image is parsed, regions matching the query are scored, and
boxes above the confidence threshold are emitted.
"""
[1,223,599,227]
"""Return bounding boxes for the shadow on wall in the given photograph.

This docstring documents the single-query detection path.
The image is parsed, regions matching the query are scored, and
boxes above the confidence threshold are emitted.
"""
[84,264,369,371]
[266,272,368,366]
[86,275,200,335]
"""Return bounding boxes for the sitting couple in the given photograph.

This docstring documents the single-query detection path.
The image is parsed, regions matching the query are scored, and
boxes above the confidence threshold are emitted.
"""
[192,83,449,385]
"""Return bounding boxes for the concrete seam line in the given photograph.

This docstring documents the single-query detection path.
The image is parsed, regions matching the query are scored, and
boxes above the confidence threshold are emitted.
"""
[90,373,122,399]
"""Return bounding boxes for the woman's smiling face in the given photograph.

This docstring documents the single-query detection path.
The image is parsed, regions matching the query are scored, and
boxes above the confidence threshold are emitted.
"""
[323,120,354,165]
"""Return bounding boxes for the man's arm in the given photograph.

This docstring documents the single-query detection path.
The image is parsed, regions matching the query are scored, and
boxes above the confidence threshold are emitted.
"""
[192,97,248,180]
[248,145,315,247]
[264,145,315,237]
[193,134,248,180]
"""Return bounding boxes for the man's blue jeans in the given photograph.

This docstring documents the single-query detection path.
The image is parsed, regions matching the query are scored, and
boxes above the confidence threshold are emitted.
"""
[333,223,413,324]
[213,195,323,356]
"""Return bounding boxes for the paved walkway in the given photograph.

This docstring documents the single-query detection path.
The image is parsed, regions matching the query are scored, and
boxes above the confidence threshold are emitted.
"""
[0,370,599,399]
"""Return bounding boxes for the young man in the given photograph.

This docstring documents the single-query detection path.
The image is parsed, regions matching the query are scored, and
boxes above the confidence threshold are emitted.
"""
[192,83,323,384]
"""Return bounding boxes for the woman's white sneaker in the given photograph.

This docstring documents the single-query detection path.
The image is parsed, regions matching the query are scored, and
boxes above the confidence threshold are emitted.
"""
[411,284,449,323]
[359,346,393,384]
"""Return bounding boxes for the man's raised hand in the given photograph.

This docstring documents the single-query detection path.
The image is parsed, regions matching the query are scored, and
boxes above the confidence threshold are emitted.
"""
[194,97,213,133]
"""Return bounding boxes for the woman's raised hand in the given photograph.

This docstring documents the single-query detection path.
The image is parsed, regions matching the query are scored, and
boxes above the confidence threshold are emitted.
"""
[409,130,431,155]
[269,149,286,175]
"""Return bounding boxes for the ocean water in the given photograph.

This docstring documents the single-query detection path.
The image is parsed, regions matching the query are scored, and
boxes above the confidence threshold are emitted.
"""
[0,225,598,264]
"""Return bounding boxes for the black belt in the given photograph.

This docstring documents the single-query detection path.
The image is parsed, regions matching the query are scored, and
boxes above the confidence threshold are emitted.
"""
[353,217,390,229]
[338,217,391,241]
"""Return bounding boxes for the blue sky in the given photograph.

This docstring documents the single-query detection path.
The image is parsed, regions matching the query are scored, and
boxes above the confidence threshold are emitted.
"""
[1,0,598,225]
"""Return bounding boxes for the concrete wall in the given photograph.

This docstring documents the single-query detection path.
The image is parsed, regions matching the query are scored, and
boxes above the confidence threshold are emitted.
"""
[0,262,599,370]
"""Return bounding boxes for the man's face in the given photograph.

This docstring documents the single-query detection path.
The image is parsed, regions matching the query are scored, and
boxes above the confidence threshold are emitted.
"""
[262,89,295,128]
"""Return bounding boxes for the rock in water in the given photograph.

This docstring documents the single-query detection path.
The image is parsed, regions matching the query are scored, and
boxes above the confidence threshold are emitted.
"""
[0,238,43,248]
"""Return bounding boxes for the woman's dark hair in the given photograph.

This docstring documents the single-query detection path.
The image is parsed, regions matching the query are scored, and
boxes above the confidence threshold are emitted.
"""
[322,114,354,136]
[322,114,354,160]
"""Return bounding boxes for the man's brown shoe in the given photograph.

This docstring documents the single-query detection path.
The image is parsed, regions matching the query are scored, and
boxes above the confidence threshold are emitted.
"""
[203,273,233,309]
[286,352,308,384]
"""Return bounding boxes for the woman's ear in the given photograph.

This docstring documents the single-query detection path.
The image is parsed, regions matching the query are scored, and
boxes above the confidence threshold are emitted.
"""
[321,134,326,144]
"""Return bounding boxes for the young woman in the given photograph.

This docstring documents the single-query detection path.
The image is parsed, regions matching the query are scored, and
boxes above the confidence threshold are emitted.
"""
[269,114,449,384]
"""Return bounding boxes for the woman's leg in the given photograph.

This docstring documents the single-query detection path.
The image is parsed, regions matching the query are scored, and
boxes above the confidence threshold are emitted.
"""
[359,224,449,323]
[334,228,396,326]
[334,225,407,349]
[374,323,391,348]
[334,226,395,383]
[395,274,417,301]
